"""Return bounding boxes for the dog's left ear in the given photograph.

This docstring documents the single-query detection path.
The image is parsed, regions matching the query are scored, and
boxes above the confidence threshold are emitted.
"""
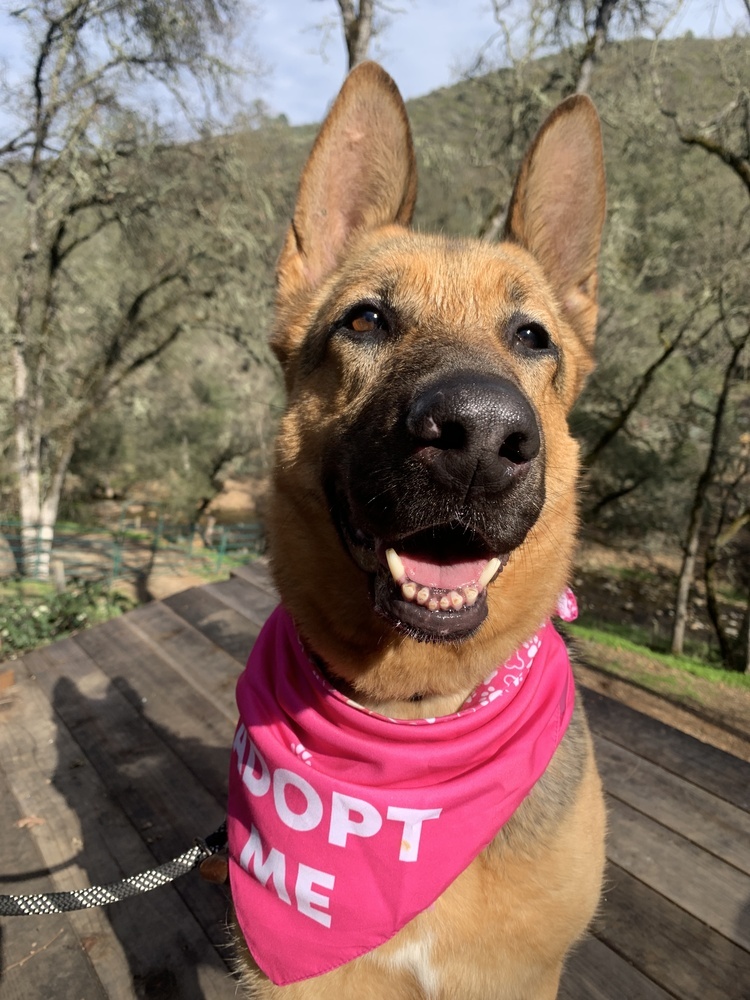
[505,95,606,353]
[274,62,417,358]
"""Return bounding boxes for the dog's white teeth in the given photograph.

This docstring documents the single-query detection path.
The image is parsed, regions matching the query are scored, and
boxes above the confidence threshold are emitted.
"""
[392,554,504,613]
[477,557,502,591]
[464,587,479,607]
[386,547,407,584]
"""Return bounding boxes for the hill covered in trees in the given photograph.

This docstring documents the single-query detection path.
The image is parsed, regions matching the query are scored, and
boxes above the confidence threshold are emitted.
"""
[0,31,747,667]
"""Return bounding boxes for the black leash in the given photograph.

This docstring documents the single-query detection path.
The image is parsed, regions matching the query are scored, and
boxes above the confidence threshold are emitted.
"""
[0,823,227,917]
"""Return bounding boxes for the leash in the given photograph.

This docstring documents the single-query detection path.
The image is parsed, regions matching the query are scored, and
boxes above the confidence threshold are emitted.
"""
[0,822,227,917]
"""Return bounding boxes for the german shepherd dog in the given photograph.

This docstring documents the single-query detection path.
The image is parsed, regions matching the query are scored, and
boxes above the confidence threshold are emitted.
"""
[232,61,607,999]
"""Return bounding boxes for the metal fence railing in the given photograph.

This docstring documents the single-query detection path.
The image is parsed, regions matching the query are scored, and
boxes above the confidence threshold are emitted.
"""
[211,523,266,572]
[0,521,117,582]
[0,512,266,585]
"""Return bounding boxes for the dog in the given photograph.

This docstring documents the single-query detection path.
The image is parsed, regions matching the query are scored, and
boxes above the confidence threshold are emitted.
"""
[227,61,607,999]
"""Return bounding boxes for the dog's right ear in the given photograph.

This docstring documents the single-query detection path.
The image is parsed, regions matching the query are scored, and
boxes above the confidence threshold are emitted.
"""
[273,62,417,364]
[504,95,606,359]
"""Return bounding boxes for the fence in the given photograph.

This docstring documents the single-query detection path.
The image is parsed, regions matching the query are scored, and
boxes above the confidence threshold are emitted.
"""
[0,512,266,587]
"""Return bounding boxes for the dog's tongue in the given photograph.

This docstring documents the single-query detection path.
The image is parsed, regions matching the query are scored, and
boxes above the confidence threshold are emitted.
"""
[400,554,489,591]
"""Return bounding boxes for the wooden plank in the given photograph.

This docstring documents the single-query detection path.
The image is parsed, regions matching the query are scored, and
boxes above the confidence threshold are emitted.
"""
[0,672,233,999]
[204,575,278,626]
[606,794,750,951]
[595,733,750,874]
[559,935,672,1000]
[19,641,234,963]
[83,604,239,723]
[164,585,261,665]
[582,686,750,811]
[596,862,750,1000]
[74,615,235,801]
[0,749,108,1000]
[230,560,277,596]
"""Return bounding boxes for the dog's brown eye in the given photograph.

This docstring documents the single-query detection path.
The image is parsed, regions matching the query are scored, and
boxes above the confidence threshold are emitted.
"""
[514,323,550,351]
[349,308,384,335]
[341,304,389,338]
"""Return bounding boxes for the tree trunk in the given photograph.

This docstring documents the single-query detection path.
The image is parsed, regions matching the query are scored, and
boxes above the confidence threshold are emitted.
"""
[573,0,618,95]
[703,535,733,666]
[337,0,376,70]
[12,326,44,576]
[13,333,73,577]
[14,434,72,579]
[672,508,701,656]
[704,489,750,669]
[671,328,749,654]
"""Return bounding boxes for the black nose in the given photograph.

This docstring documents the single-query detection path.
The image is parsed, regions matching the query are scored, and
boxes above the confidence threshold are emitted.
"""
[406,373,541,495]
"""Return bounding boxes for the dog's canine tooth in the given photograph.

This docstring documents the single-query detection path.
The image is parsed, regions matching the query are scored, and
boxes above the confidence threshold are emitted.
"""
[464,587,479,607]
[402,582,418,601]
[416,587,430,606]
[477,558,502,591]
[386,547,407,584]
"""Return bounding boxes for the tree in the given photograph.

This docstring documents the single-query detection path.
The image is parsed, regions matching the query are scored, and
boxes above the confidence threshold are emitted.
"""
[657,25,750,198]
[0,0,249,576]
[336,0,377,69]
[671,319,750,655]
[649,25,750,655]
[552,0,670,94]
[470,0,668,242]
[582,302,720,466]
[313,1,402,72]
[703,440,750,672]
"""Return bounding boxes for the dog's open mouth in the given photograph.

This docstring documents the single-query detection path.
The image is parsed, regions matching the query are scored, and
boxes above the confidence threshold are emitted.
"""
[368,524,508,642]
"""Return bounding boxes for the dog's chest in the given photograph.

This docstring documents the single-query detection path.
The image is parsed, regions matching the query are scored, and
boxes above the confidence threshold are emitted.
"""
[367,929,441,998]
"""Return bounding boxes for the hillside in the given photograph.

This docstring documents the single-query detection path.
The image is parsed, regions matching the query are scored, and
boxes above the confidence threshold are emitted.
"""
[0,34,747,670]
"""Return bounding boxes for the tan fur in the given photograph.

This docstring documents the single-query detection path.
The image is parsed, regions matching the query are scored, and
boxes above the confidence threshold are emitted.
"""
[235,61,607,998]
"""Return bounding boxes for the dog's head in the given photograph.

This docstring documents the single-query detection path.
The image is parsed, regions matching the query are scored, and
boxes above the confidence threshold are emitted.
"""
[266,63,605,707]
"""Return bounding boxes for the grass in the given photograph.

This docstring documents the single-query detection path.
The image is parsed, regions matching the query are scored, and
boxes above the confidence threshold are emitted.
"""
[188,550,263,582]
[573,611,720,664]
[569,621,750,690]
[0,579,135,661]
[0,579,57,600]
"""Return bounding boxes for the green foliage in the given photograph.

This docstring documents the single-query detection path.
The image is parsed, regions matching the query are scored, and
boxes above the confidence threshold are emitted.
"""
[1,29,747,610]
[568,621,750,690]
[0,581,135,659]
[69,330,282,519]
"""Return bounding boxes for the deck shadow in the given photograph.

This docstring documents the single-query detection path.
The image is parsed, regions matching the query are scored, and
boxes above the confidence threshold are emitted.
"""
[51,673,234,999]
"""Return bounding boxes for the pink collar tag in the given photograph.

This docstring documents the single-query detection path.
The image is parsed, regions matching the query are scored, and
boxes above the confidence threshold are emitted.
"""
[228,595,577,985]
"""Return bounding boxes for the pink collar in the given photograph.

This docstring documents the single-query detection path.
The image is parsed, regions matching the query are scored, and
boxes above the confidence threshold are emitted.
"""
[228,595,577,985]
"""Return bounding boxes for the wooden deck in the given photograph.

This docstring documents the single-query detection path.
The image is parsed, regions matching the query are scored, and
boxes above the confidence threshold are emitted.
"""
[1,561,748,999]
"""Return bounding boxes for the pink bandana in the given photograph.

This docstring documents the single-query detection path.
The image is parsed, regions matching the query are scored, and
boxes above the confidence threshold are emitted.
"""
[228,593,578,985]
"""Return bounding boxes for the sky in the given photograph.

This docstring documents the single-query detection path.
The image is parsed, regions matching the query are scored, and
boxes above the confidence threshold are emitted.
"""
[243,0,745,125]
[0,0,746,135]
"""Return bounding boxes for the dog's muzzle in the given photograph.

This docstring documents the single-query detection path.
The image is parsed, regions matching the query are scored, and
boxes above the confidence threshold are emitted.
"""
[328,371,546,642]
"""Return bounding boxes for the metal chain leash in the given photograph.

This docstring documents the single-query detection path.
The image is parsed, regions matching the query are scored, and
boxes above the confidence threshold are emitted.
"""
[0,822,227,917]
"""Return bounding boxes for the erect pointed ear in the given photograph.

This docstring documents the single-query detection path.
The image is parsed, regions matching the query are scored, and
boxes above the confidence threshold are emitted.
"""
[275,61,417,307]
[504,95,606,352]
